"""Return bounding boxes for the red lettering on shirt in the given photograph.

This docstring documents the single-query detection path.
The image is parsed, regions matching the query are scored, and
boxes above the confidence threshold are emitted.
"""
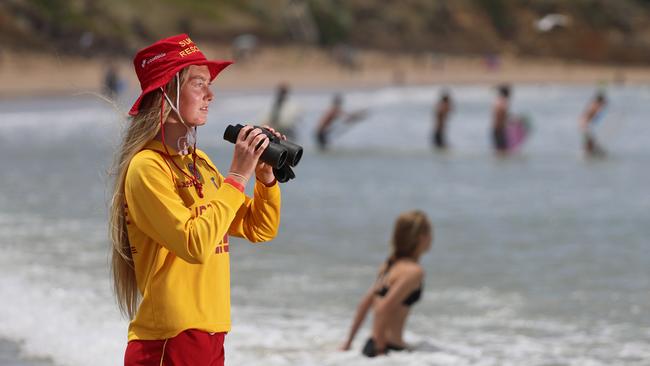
[177,180,195,189]
[215,244,230,254]
[215,235,229,255]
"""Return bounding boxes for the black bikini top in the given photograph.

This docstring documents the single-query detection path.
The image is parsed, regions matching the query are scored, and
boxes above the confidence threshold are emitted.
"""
[374,259,423,307]
[375,284,422,306]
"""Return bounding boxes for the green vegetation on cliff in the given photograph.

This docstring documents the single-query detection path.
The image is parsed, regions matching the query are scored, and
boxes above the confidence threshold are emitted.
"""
[1,0,649,63]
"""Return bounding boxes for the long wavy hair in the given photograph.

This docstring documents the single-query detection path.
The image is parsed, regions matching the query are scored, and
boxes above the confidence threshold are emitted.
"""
[109,68,188,319]
[389,210,432,262]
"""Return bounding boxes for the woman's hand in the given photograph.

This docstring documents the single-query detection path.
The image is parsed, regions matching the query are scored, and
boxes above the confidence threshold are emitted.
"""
[228,126,269,186]
[338,341,352,351]
[254,126,286,185]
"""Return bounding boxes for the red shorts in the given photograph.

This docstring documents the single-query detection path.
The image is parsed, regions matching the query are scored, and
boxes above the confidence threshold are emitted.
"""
[124,329,226,366]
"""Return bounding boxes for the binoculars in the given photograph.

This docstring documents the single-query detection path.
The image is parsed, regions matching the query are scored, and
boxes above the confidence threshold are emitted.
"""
[223,124,303,183]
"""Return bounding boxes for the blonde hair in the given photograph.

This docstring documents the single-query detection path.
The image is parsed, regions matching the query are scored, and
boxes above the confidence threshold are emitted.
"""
[390,210,432,261]
[109,69,187,319]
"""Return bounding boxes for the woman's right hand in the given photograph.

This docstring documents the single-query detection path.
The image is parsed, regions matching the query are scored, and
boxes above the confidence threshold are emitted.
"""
[228,126,269,185]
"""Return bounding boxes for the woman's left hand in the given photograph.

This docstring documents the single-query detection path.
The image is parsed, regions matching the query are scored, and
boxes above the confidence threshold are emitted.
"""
[255,126,286,185]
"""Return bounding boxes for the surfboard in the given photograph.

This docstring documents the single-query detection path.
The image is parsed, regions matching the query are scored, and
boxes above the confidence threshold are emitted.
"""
[506,114,532,151]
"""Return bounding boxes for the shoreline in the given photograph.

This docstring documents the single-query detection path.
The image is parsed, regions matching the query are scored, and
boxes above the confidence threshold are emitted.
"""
[1,46,648,99]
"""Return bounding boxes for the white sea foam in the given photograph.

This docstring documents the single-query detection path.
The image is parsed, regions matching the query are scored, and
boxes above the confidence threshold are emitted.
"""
[0,105,120,146]
[0,259,648,366]
[0,268,125,365]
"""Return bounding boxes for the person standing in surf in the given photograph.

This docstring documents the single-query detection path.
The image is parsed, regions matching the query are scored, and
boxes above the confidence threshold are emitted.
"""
[492,84,511,154]
[265,82,299,140]
[315,93,368,150]
[580,91,607,157]
[340,210,432,357]
[109,34,282,365]
[432,90,453,150]
[315,93,344,150]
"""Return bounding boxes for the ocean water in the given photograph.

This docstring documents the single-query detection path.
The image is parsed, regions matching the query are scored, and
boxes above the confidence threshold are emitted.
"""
[0,84,649,366]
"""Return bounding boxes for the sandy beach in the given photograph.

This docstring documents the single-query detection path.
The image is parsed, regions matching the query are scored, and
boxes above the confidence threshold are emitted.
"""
[1,45,649,98]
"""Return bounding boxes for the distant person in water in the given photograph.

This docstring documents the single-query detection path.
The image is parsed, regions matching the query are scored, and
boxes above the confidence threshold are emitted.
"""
[340,210,432,357]
[492,84,511,153]
[315,94,344,150]
[103,62,123,99]
[315,93,367,150]
[432,91,453,150]
[266,82,299,139]
[580,92,607,157]
[268,83,288,130]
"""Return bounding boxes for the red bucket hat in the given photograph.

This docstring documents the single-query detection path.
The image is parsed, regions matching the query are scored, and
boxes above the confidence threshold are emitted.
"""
[129,34,233,116]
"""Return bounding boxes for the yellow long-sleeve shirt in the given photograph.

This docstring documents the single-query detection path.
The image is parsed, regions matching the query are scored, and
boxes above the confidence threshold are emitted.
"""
[124,140,281,341]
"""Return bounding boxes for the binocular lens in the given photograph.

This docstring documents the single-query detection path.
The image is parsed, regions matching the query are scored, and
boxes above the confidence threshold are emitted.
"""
[280,140,303,166]
[223,124,303,182]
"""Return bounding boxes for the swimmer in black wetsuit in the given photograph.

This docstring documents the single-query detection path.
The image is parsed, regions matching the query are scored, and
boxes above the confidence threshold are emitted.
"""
[492,84,511,154]
[340,211,433,357]
[433,91,453,150]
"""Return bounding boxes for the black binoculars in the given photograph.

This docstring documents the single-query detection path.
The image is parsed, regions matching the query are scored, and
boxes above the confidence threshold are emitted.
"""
[223,124,303,183]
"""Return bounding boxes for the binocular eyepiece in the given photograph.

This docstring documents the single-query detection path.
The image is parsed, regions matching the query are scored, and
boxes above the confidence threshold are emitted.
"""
[223,124,303,183]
